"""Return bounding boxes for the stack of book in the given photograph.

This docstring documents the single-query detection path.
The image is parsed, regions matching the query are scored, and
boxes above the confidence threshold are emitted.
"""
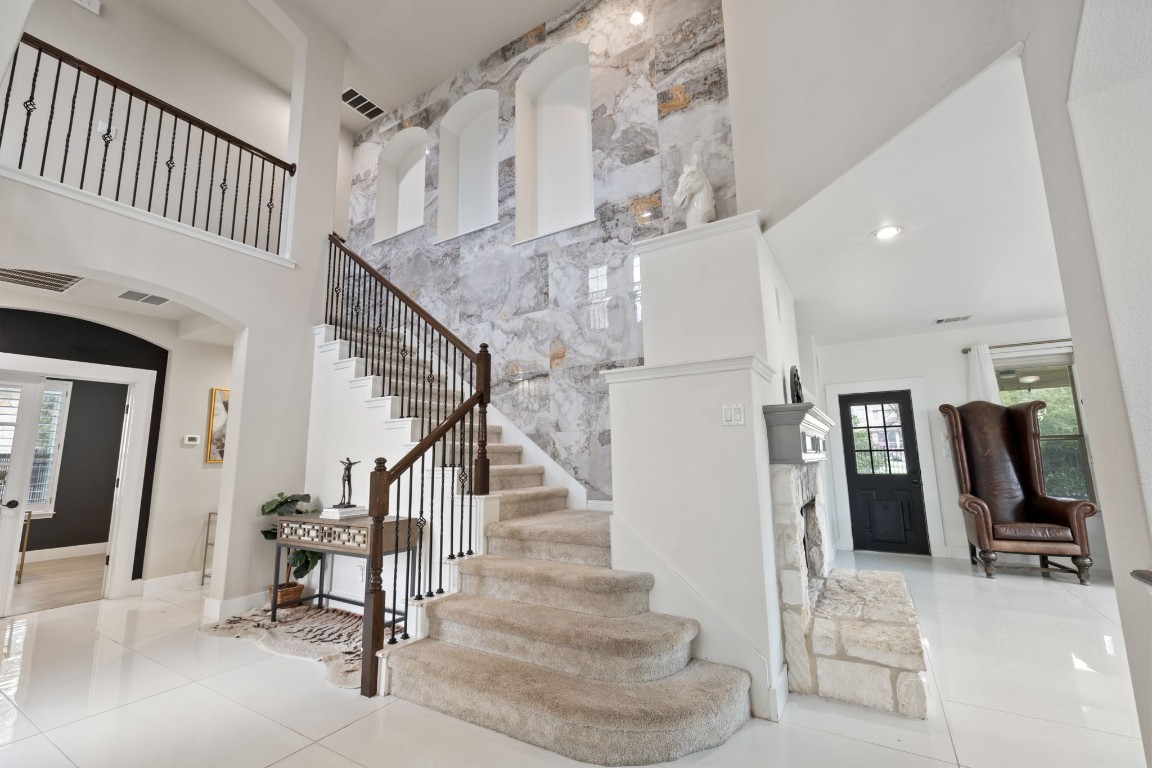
[320,506,368,520]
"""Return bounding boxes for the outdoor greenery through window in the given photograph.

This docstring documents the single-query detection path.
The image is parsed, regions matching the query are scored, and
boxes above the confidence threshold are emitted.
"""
[849,402,908,475]
[997,363,1094,500]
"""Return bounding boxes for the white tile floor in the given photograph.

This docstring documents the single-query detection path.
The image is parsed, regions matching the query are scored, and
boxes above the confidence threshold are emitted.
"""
[0,553,1143,767]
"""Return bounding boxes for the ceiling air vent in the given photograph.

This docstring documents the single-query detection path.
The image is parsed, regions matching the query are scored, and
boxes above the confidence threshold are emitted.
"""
[118,290,170,306]
[341,88,384,120]
[0,269,84,293]
[934,315,972,325]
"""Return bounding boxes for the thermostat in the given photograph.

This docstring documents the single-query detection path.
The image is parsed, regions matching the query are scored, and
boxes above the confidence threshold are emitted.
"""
[182,434,201,446]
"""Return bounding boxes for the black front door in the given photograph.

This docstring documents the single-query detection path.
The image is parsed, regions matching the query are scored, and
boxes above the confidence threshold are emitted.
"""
[838,390,930,555]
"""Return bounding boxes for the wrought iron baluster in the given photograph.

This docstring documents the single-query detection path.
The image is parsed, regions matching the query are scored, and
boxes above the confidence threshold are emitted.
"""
[0,45,20,148]
[204,135,218,231]
[177,121,191,222]
[253,159,265,250]
[120,99,139,206]
[242,152,253,245]
[325,240,335,324]
[388,482,402,644]
[60,64,81,183]
[401,465,414,638]
[458,402,468,558]
[96,85,118,196]
[148,107,164,211]
[230,145,242,240]
[39,57,63,177]
[217,143,230,235]
[191,128,205,229]
[78,77,98,190]
[18,48,44,169]
[161,115,177,217]
[275,165,287,254]
[264,169,276,252]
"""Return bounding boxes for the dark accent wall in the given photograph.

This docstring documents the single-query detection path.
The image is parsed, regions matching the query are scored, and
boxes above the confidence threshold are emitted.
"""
[27,380,128,551]
[0,309,167,578]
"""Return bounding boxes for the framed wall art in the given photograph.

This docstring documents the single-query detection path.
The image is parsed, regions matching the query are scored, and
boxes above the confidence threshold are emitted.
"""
[205,387,230,464]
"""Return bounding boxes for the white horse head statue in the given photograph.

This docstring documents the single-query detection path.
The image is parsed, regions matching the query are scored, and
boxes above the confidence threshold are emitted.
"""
[673,155,715,228]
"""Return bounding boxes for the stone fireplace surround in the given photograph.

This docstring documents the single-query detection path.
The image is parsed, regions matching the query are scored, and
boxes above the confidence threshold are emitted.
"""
[765,403,928,719]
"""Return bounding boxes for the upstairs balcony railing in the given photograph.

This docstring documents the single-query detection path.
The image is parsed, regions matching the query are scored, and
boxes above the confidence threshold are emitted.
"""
[0,34,294,254]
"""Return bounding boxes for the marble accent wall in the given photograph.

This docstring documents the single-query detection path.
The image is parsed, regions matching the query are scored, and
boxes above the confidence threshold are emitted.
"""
[346,0,736,499]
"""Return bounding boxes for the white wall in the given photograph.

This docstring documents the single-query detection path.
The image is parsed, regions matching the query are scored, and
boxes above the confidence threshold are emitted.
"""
[1067,2,1152,761]
[0,289,232,581]
[815,317,1118,569]
[23,0,291,159]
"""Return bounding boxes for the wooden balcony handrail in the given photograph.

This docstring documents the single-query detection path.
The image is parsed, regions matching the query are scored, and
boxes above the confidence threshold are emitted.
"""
[19,33,295,175]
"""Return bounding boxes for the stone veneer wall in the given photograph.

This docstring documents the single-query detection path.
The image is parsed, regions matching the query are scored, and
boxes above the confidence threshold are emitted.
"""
[345,0,736,499]
[770,463,928,719]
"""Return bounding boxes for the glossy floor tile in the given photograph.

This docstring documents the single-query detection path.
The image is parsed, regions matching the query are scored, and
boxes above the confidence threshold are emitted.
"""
[0,552,1142,768]
[46,683,313,768]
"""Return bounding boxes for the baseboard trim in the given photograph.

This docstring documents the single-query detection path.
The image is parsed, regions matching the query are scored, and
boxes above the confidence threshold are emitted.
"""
[142,571,202,595]
[587,500,613,513]
[767,662,790,722]
[23,542,107,563]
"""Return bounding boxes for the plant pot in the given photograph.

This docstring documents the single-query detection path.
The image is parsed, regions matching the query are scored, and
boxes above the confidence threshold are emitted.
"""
[270,582,304,608]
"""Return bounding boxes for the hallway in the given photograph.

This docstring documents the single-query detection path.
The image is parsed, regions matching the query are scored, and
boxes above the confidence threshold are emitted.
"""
[0,553,1142,767]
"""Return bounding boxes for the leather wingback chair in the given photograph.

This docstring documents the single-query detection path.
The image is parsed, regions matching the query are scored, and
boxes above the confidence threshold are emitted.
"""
[939,400,1098,584]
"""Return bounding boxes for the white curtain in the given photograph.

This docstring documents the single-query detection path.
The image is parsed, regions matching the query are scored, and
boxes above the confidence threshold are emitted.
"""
[967,343,1003,403]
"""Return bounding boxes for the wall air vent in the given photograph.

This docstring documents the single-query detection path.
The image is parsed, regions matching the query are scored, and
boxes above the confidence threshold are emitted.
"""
[118,290,170,306]
[934,315,972,325]
[342,88,384,120]
[0,269,84,293]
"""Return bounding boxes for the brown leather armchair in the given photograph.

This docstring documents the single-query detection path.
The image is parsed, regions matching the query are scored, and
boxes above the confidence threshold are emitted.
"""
[939,400,1098,584]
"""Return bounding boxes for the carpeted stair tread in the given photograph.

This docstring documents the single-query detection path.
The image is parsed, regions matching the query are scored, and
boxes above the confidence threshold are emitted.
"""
[427,593,697,658]
[387,639,750,765]
[460,555,653,593]
[495,486,567,502]
[486,509,610,548]
[490,464,545,476]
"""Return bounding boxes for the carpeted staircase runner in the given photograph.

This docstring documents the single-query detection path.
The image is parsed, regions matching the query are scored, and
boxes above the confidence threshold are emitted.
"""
[385,433,751,766]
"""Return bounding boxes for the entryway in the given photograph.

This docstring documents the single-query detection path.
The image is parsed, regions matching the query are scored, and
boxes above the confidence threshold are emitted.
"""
[837,390,931,555]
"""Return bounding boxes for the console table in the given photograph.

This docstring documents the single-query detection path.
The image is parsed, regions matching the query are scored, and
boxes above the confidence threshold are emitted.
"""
[271,513,416,623]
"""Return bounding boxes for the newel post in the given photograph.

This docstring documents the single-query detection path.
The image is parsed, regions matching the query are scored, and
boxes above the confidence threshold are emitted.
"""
[361,457,389,697]
[474,344,491,496]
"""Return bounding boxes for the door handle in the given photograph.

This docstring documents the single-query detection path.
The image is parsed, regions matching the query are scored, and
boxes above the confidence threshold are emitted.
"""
[3,500,18,509]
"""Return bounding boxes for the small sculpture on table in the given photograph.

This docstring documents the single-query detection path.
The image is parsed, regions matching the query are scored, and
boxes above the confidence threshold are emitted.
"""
[336,457,360,508]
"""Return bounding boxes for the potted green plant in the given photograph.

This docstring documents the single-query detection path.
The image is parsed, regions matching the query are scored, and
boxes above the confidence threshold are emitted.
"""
[261,492,321,606]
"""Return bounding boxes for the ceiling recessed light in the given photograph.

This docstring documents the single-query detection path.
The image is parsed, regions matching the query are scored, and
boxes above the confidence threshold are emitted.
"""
[871,225,902,240]
[629,11,645,25]
[1018,375,1041,384]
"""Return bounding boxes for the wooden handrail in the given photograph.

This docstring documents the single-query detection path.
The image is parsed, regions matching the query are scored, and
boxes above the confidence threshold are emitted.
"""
[387,392,483,481]
[19,33,295,175]
[328,233,478,362]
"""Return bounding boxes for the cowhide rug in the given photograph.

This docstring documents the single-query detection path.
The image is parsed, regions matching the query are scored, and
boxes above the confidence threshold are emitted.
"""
[201,606,399,688]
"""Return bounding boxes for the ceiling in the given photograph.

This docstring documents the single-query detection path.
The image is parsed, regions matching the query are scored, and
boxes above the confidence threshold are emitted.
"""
[763,55,1067,346]
[134,0,579,131]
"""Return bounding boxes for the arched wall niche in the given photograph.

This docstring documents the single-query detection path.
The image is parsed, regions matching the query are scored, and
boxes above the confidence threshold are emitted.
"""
[515,43,594,242]
[375,126,428,242]
[437,90,499,241]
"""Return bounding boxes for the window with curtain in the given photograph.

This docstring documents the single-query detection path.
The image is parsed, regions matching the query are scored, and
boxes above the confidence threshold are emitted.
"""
[994,356,1094,500]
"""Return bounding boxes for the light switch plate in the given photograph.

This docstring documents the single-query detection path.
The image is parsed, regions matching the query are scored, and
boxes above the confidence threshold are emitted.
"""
[721,404,745,426]
[182,434,201,446]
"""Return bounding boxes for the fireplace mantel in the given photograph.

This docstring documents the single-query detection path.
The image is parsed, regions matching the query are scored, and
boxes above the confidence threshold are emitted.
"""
[762,402,835,464]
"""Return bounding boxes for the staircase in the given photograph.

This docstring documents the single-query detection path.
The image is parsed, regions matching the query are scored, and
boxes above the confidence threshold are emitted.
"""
[321,236,750,766]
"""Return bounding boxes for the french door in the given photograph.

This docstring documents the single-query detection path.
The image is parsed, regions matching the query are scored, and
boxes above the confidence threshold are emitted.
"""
[838,390,931,555]
[0,375,46,615]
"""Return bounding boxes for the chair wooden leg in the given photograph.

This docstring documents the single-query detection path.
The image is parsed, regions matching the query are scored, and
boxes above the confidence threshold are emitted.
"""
[969,543,978,565]
[978,550,998,579]
[1072,555,1092,586]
